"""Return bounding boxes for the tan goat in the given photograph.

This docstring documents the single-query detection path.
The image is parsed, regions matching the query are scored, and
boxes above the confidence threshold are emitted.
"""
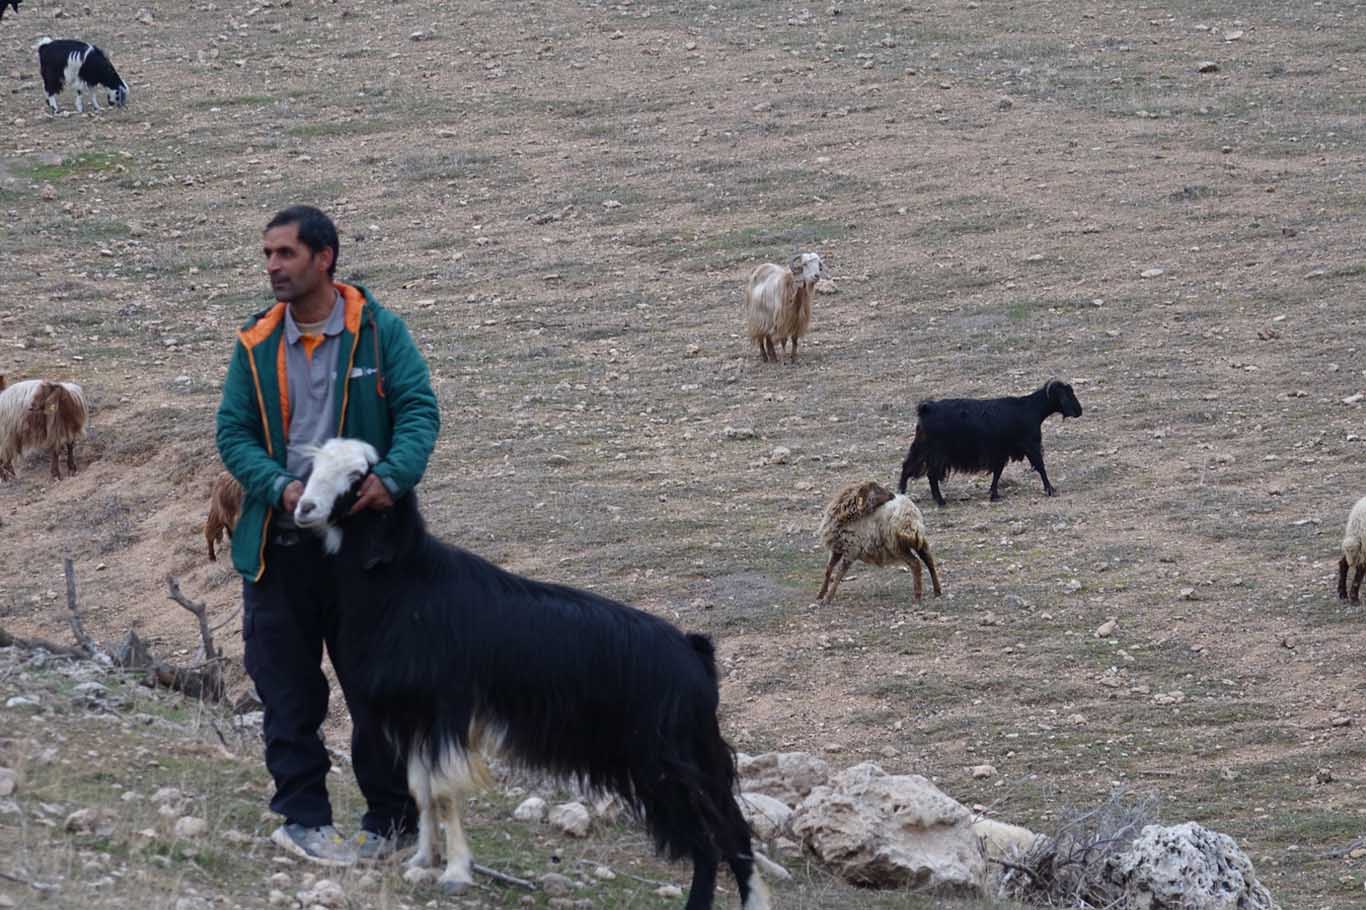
[205,470,244,561]
[744,252,827,363]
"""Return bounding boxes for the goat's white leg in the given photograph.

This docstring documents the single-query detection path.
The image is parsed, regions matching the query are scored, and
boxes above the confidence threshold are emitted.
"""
[435,791,475,894]
[90,92,103,112]
[46,94,60,114]
[74,89,84,113]
[405,755,438,869]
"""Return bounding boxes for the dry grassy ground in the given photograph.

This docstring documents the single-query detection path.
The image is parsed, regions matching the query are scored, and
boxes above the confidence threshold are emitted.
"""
[3,0,1366,906]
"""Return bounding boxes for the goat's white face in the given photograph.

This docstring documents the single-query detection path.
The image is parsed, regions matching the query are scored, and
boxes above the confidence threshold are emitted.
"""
[295,438,380,552]
[792,252,827,285]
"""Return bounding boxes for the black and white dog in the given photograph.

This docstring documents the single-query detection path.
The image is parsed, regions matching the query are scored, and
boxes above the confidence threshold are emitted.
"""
[35,38,129,113]
[1,1,22,22]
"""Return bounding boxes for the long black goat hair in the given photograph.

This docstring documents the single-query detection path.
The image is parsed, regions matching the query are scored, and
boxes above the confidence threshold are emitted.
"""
[291,439,771,909]
[898,379,1083,506]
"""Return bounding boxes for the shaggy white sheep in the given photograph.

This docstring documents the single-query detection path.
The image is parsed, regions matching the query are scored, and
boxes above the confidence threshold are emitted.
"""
[1338,496,1366,603]
[0,378,87,480]
[744,252,827,363]
[817,480,942,603]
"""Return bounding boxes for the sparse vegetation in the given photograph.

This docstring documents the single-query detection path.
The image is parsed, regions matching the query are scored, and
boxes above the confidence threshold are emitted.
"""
[1,0,1363,907]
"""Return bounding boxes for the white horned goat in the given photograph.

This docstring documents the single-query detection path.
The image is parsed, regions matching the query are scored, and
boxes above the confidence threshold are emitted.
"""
[817,480,942,603]
[1338,496,1366,604]
[0,378,87,480]
[744,252,828,363]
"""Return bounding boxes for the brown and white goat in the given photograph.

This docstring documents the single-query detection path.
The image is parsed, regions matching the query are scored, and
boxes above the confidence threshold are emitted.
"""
[744,252,828,363]
[817,479,943,603]
[0,379,87,480]
[205,470,244,561]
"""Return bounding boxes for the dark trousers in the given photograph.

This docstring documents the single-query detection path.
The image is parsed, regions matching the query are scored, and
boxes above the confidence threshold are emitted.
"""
[242,527,417,835]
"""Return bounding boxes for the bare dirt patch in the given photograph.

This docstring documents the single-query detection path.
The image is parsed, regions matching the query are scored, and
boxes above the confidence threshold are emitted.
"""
[3,0,1366,905]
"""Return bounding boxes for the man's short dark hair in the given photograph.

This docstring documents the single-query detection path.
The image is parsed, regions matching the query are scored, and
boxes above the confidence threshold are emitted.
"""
[266,205,340,277]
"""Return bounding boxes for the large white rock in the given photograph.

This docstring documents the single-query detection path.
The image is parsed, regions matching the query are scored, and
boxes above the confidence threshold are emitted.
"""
[789,762,985,893]
[739,792,793,841]
[737,752,831,806]
[1104,822,1279,910]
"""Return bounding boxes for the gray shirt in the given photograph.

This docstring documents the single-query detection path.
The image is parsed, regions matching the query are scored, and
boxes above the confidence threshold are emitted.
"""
[284,293,345,483]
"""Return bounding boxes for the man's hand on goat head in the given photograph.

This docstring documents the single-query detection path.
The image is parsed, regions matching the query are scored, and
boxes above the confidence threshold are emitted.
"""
[350,473,394,514]
[281,480,304,512]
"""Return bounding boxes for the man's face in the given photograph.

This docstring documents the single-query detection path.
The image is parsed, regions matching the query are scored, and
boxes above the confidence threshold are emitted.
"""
[262,223,331,302]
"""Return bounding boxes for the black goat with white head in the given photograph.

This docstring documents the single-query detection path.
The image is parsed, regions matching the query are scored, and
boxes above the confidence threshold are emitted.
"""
[294,439,771,910]
[898,379,1083,506]
[35,38,129,113]
[1,1,23,22]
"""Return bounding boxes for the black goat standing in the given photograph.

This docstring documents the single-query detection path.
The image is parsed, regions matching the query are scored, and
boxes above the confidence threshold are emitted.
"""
[0,1,20,21]
[296,438,770,910]
[898,379,1083,506]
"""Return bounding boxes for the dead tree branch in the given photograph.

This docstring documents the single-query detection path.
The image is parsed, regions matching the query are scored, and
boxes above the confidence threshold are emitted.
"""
[62,557,106,661]
[0,626,90,659]
[472,863,536,890]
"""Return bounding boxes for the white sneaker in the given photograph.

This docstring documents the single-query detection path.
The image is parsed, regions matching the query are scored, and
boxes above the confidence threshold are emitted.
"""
[270,823,358,867]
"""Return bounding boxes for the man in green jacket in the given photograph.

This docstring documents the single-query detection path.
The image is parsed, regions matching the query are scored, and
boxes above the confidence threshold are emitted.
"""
[216,205,439,866]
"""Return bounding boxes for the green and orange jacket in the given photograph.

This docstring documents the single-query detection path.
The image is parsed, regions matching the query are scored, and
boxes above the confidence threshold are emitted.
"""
[215,282,440,581]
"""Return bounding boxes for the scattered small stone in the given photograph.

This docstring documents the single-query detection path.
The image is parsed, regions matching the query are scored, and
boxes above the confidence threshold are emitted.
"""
[403,866,436,885]
[970,764,997,780]
[723,426,757,440]
[751,101,773,113]
[1314,768,1334,784]
[540,873,575,896]
[1062,579,1082,594]
[267,890,290,907]
[1330,716,1352,728]
[41,183,57,200]
[655,884,683,898]
[769,446,791,465]
[269,873,292,889]
[548,801,591,838]
[302,879,345,908]
[1140,267,1166,279]
[591,865,616,880]
[174,816,208,839]
[1223,29,1244,41]
[1197,61,1219,73]
[174,898,211,910]
[995,96,1013,110]
[513,796,547,822]
[601,199,622,209]
[1095,619,1117,638]
[152,787,182,805]
[1179,587,1198,601]
[545,454,571,467]
[65,807,104,834]
[1343,393,1363,405]
[0,770,15,798]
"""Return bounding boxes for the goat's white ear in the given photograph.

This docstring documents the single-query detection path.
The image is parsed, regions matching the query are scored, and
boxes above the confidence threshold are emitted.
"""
[358,441,380,466]
[788,254,805,274]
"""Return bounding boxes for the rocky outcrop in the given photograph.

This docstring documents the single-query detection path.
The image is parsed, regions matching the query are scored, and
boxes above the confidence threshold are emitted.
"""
[789,762,987,893]
[1104,822,1279,910]
[736,751,831,806]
